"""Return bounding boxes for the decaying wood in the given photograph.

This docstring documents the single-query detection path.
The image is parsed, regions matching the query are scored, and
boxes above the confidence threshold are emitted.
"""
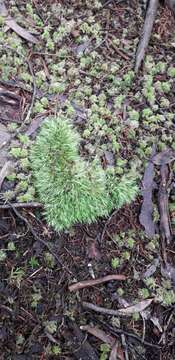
[158,164,172,244]
[135,0,159,73]
[69,274,126,292]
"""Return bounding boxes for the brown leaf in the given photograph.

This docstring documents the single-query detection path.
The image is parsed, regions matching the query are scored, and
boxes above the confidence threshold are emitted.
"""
[141,258,159,279]
[109,341,124,360]
[151,148,175,166]
[80,325,116,347]
[25,115,46,137]
[81,325,124,360]
[0,1,39,44]
[0,161,14,190]
[118,298,153,315]
[6,17,39,44]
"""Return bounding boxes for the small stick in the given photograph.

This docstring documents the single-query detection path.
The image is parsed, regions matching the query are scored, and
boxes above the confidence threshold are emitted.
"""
[82,301,124,316]
[69,274,126,292]
[0,202,42,209]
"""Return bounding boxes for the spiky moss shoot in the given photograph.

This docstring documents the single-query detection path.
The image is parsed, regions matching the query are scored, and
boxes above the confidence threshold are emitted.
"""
[31,117,109,230]
[31,117,138,231]
[106,172,138,212]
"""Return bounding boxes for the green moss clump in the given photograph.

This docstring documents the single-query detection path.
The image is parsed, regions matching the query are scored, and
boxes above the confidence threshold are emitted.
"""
[31,117,137,231]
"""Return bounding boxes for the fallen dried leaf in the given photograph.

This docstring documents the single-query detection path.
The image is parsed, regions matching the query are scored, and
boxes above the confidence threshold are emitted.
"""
[6,17,39,44]
[25,115,46,137]
[81,325,124,360]
[117,298,153,315]
[80,325,116,347]
[151,148,175,166]
[0,1,39,44]
[109,341,124,360]
[141,258,159,279]
[0,161,14,189]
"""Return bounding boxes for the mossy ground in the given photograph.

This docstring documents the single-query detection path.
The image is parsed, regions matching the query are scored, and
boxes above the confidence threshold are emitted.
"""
[0,1,175,359]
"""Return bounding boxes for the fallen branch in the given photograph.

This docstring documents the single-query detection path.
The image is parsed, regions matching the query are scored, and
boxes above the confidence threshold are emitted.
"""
[135,0,159,73]
[82,298,153,316]
[69,274,126,292]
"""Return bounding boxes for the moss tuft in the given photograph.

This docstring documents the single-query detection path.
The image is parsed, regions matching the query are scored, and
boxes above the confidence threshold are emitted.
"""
[31,117,137,231]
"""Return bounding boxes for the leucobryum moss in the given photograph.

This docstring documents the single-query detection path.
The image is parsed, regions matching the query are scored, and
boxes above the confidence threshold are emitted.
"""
[31,117,138,231]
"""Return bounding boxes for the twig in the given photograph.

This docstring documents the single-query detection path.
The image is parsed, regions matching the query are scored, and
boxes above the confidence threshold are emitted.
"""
[0,202,42,209]
[121,334,129,360]
[69,274,126,292]
[83,301,122,316]
[108,37,131,61]
[135,0,159,73]
[101,209,118,242]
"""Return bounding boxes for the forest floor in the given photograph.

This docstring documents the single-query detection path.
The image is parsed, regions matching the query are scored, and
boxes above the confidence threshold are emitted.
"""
[0,0,175,359]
